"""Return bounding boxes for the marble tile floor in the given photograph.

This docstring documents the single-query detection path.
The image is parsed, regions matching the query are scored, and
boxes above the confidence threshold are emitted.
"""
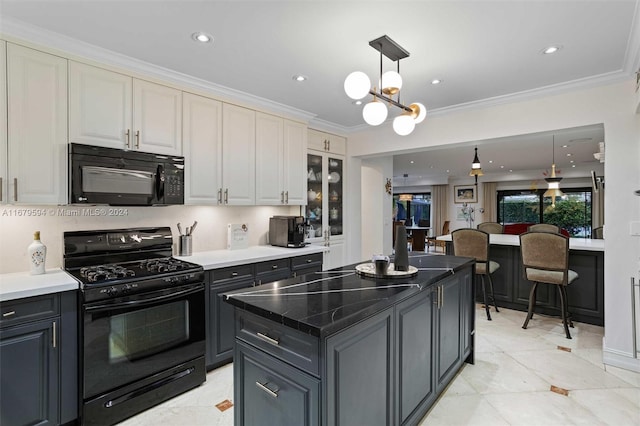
[119,305,640,426]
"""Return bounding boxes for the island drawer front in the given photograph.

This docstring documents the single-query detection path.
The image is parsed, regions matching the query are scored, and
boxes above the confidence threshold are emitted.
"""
[212,264,255,285]
[0,293,60,328]
[236,310,319,376]
[255,258,290,275]
[291,253,323,271]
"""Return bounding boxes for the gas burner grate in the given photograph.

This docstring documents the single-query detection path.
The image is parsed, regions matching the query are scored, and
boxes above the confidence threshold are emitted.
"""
[80,265,136,283]
[139,258,191,273]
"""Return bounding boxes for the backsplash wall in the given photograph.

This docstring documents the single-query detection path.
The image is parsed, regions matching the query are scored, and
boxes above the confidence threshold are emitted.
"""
[0,205,299,274]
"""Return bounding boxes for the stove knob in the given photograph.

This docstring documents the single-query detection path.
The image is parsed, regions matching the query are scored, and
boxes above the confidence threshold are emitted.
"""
[105,286,118,297]
[122,284,132,294]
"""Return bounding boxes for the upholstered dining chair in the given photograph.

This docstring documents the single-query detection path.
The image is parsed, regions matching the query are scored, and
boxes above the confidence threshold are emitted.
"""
[519,231,578,339]
[477,222,504,234]
[426,220,450,253]
[452,229,500,320]
[592,226,604,239]
[528,223,560,233]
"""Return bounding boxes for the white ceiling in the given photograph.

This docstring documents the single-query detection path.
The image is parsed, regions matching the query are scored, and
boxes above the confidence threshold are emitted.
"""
[1,0,637,180]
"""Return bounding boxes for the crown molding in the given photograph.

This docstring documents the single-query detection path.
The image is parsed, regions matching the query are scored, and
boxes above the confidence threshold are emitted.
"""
[0,17,317,123]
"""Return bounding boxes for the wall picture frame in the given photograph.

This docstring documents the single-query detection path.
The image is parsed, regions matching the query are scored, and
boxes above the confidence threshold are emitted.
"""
[454,184,477,203]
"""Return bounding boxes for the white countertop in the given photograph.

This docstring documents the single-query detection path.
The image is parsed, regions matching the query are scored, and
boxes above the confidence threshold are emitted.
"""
[436,233,604,252]
[174,244,327,270]
[0,245,327,301]
[0,269,80,302]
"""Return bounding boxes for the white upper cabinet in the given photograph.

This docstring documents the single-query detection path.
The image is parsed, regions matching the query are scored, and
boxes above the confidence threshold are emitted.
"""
[282,120,307,205]
[0,41,7,204]
[255,113,307,205]
[221,103,255,205]
[182,92,222,204]
[6,44,68,204]
[308,129,346,155]
[133,79,182,155]
[69,61,182,155]
[255,113,284,205]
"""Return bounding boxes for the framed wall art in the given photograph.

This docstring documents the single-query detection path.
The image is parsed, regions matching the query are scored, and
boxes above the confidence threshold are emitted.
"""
[454,184,477,203]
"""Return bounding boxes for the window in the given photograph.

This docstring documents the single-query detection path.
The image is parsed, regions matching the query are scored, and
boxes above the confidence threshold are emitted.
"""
[393,193,431,226]
[497,188,592,237]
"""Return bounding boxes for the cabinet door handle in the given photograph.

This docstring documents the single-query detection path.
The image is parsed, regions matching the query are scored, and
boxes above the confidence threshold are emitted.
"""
[327,140,331,151]
[281,191,284,204]
[13,178,17,202]
[255,381,279,398]
[125,129,130,148]
[217,188,222,204]
[2,310,15,317]
[224,188,229,204]
[285,191,288,204]
[256,332,279,346]
[0,177,3,202]
[135,130,140,149]
[52,321,57,348]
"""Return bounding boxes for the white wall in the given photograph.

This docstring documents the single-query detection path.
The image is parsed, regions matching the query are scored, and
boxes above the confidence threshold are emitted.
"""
[347,79,640,372]
[360,157,394,259]
[0,205,298,273]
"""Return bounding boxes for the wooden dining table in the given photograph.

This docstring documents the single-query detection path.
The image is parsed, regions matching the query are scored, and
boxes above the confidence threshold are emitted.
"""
[404,226,431,251]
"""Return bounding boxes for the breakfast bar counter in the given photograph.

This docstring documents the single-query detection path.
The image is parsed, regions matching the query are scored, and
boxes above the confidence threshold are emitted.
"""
[438,233,604,325]
[224,254,475,426]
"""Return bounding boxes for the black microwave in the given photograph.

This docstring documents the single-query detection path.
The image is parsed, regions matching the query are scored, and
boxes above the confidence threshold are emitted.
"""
[69,143,184,206]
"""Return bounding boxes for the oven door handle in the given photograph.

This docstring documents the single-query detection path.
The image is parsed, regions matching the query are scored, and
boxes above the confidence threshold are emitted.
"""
[84,284,203,313]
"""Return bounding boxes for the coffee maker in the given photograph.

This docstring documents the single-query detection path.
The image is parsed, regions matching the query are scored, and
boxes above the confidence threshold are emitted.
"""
[269,216,306,248]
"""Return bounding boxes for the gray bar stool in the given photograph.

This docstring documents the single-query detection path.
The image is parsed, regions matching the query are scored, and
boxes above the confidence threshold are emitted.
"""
[477,222,504,234]
[519,231,578,339]
[452,229,500,320]
[528,223,560,233]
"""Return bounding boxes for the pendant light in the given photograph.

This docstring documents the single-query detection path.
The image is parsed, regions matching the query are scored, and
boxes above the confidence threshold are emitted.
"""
[469,147,483,184]
[543,135,564,207]
[344,35,426,136]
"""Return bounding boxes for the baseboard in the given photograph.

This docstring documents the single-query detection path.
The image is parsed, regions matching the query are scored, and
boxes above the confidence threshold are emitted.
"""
[602,339,640,373]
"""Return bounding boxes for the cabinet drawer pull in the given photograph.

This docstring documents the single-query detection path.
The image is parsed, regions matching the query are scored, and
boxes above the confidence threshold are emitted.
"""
[52,321,56,348]
[256,332,279,346]
[306,259,312,263]
[230,272,238,277]
[255,381,278,398]
[271,265,278,270]
[2,311,16,317]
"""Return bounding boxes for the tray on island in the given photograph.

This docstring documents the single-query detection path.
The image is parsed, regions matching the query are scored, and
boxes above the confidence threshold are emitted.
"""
[355,262,418,279]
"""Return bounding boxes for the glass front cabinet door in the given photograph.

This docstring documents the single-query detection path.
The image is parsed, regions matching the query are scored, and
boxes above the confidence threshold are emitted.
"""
[304,152,344,244]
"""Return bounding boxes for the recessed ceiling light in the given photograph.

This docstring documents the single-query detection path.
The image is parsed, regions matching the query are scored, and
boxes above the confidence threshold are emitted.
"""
[488,160,493,164]
[500,165,505,169]
[566,153,572,157]
[410,160,414,164]
[292,75,307,82]
[446,169,450,173]
[509,169,513,172]
[431,79,442,85]
[353,100,363,105]
[542,45,562,54]
[570,160,574,163]
[572,164,576,168]
[562,144,569,148]
[191,32,213,43]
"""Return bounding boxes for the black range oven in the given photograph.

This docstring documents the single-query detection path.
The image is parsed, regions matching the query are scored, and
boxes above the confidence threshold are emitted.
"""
[64,227,205,426]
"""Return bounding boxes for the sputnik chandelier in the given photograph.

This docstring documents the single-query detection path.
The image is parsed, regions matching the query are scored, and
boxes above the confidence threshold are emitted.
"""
[344,35,426,136]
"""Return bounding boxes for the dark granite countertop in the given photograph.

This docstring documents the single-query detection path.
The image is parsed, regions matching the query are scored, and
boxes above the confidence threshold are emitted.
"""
[223,254,474,338]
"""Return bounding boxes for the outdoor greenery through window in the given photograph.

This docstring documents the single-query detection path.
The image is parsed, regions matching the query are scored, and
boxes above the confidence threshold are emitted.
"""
[393,193,431,226]
[497,188,592,237]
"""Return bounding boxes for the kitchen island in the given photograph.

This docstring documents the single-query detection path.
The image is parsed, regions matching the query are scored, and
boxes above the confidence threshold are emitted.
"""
[438,233,604,325]
[224,254,475,426]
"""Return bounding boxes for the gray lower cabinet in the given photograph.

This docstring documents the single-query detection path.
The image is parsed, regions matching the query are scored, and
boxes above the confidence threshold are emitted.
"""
[0,291,77,426]
[235,340,320,426]
[395,291,436,425]
[436,274,463,391]
[206,254,323,369]
[206,266,255,369]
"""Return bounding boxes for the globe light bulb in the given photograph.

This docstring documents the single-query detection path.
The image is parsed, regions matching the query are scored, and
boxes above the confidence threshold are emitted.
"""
[410,103,427,124]
[393,114,415,136]
[381,71,402,95]
[344,71,371,100]
[362,99,388,126]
